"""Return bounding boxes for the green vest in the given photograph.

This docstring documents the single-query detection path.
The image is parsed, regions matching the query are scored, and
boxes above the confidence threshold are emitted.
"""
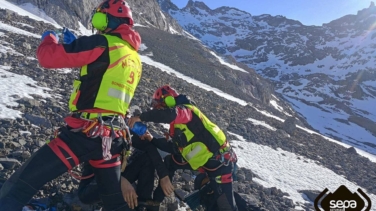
[68,34,141,117]
[175,104,227,170]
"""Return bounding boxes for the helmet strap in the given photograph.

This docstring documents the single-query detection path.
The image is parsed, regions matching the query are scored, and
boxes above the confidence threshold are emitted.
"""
[105,16,130,34]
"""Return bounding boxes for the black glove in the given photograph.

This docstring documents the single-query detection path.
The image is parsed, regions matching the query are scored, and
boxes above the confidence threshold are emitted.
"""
[172,128,187,148]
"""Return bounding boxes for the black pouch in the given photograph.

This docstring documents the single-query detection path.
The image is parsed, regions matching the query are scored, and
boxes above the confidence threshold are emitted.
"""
[172,128,187,148]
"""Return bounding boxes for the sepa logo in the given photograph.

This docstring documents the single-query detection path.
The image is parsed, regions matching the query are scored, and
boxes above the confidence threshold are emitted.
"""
[314,185,372,211]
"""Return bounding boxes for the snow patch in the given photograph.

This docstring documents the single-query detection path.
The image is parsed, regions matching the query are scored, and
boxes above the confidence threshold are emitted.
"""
[0,1,60,28]
[0,65,51,119]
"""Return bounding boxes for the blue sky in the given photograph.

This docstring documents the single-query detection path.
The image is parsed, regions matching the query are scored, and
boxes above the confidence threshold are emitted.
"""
[170,0,372,26]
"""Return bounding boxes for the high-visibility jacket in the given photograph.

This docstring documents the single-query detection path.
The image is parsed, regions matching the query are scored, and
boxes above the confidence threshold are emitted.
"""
[37,24,142,117]
[68,34,141,116]
[174,104,226,169]
[139,103,227,170]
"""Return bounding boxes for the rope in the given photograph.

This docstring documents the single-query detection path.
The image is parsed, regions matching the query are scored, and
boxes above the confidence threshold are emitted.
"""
[68,170,94,180]
[82,119,98,133]
[201,163,224,171]
[171,154,188,165]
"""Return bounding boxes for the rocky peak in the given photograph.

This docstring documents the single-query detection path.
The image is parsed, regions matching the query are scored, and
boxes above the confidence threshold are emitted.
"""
[356,2,376,20]
[184,0,195,9]
[6,0,102,29]
[127,0,183,34]
[192,1,211,12]
[183,0,211,14]
[325,4,376,31]
[157,0,180,12]
[213,6,246,15]
[6,0,184,34]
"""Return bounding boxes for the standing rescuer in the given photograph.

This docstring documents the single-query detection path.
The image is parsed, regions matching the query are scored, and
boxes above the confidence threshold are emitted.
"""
[0,0,142,210]
[128,85,238,211]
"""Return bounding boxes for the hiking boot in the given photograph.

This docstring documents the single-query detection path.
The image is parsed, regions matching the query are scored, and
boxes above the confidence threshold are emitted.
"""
[136,205,147,211]
[137,200,160,211]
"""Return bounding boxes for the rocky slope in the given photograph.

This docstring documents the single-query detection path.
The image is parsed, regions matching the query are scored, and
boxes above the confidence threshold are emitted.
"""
[6,0,184,34]
[1,7,376,211]
[159,0,376,155]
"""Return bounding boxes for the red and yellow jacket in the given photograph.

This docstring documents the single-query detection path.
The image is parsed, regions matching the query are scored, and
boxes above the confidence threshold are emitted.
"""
[37,25,142,118]
[140,103,227,170]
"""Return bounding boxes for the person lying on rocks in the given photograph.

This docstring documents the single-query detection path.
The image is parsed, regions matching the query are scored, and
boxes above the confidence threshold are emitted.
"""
[127,85,239,211]
[77,129,174,211]
[0,1,147,210]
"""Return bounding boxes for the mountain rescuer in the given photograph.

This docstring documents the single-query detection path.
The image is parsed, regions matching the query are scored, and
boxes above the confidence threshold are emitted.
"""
[127,85,238,211]
[0,0,147,210]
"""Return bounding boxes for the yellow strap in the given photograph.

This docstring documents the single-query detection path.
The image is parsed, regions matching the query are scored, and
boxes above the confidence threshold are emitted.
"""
[121,150,131,172]
[82,119,98,133]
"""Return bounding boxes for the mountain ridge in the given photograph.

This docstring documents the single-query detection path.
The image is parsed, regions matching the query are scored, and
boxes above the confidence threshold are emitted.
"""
[159,0,376,155]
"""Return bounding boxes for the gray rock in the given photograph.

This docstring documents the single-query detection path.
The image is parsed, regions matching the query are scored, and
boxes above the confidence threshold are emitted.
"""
[35,140,46,147]
[22,42,31,49]
[166,201,179,211]
[10,150,31,159]
[174,188,189,200]
[299,190,321,202]
[24,113,52,128]
[346,147,357,154]
[18,98,40,108]
[181,172,192,183]
[237,173,246,182]
[0,157,21,169]
[283,117,297,135]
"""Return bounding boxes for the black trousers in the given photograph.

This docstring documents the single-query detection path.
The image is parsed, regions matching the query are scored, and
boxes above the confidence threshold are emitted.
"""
[78,151,155,204]
[0,127,132,211]
[153,154,237,211]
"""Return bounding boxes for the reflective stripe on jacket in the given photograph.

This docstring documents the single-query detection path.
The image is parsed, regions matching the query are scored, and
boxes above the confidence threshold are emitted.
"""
[175,104,227,170]
[68,34,141,115]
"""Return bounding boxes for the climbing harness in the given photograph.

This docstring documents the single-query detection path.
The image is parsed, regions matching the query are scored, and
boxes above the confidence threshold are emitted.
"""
[171,154,188,166]
[171,139,237,175]
[69,112,132,162]
[200,142,237,172]
[47,112,133,180]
